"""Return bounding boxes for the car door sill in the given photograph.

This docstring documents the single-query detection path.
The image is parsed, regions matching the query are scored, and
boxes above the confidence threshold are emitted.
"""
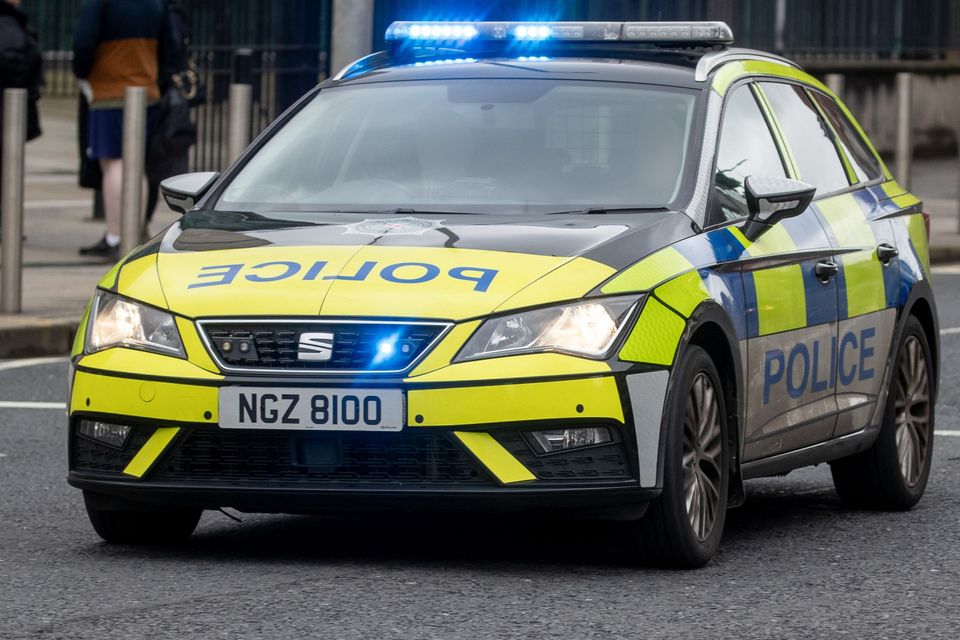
[740,423,882,480]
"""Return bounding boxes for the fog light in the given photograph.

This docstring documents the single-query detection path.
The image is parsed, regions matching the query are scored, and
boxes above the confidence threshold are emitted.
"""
[525,427,611,455]
[78,420,131,449]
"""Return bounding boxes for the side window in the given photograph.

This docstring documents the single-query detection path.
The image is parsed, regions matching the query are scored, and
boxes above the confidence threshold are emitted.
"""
[760,82,851,196]
[713,84,788,222]
[811,91,884,183]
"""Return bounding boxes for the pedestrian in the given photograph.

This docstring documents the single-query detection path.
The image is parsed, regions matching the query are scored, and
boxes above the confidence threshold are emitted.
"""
[146,0,197,225]
[72,0,177,261]
[0,0,42,232]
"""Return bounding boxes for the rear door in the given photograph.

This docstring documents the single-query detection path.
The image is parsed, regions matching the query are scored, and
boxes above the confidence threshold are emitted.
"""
[808,89,901,436]
[710,82,840,462]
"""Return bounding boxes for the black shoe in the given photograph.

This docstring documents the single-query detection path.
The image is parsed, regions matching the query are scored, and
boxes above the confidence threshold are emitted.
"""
[79,235,114,257]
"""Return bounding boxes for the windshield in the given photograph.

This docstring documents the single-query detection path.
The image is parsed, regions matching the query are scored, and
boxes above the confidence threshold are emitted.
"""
[218,78,700,214]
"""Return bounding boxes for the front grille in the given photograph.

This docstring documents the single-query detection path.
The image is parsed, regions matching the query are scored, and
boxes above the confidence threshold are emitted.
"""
[151,428,491,487]
[493,430,634,481]
[200,320,449,373]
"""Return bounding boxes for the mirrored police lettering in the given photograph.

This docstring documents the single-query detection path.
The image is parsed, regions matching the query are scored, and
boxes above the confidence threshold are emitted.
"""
[188,260,499,292]
[763,328,876,404]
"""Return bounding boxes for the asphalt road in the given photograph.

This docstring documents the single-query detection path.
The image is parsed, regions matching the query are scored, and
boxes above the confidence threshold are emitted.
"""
[2,271,960,639]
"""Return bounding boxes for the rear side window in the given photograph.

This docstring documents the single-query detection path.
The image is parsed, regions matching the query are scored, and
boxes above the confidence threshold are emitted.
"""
[811,92,884,183]
[760,82,851,196]
[712,84,787,222]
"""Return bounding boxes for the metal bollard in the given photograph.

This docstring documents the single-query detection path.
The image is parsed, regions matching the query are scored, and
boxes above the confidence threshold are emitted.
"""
[824,73,844,99]
[895,72,913,190]
[120,86,146,257]
[1,88,26,314]
[227,83,252,166]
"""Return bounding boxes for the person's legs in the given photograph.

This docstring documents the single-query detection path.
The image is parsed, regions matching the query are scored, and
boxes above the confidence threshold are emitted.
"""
[100,158,122,243]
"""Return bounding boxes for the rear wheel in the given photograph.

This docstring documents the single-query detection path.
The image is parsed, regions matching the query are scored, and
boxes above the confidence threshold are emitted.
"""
[625,345,729,568]
[830,315,935,510]
[83,491,202,544]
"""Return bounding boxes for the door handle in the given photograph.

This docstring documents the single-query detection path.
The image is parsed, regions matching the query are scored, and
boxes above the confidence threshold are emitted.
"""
[877,243,899,265]
[814,260,840,283]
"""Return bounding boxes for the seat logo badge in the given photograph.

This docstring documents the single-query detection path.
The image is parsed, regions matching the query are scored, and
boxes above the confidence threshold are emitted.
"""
[343,216,444,236]
[298,332,334,361]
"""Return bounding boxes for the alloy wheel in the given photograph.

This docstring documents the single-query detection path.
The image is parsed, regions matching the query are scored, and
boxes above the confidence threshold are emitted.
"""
[682,372,724,541]
[895,335,931,488]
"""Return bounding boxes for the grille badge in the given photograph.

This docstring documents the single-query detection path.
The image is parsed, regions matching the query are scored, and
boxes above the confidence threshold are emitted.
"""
[297,332,335,361]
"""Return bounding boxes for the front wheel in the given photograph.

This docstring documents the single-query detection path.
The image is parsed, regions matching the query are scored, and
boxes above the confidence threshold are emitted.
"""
[830,315,935,510]
[625,345,730,568]
[84,491,202,544]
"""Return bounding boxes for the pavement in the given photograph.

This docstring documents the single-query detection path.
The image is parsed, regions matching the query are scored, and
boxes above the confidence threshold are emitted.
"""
[0,97,958,358]
[0,268,957,638]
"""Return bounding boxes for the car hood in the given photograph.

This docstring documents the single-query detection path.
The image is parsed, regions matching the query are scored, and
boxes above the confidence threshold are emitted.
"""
[135,210,693,320]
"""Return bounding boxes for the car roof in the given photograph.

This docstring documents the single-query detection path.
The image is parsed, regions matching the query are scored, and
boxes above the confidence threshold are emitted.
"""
[329,46,804,92]
[332,53,704,89]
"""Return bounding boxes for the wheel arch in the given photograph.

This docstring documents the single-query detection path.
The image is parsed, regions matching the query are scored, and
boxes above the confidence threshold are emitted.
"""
[673,301,746,505]
[901,280,940,400]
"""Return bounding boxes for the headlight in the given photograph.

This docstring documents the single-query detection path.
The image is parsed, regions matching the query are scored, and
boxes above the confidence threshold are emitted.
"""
[455,296,640,362]
[86,291,185,357]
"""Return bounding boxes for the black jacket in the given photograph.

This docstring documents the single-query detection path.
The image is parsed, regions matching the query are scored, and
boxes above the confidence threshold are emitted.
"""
[0,1,42,140]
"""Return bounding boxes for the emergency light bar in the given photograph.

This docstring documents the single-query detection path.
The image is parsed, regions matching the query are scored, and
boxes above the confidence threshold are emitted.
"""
[385,21,734,45]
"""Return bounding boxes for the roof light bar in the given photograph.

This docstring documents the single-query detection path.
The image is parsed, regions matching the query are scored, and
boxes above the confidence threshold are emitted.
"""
[385,21,733,45]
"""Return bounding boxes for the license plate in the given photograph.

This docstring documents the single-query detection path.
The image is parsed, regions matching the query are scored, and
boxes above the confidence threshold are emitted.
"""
[219,387,403,431]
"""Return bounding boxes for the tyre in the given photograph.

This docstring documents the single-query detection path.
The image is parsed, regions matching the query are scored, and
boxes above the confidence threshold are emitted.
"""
[830,315,935,510]
[626,345,730,568]
[84,491,202,544]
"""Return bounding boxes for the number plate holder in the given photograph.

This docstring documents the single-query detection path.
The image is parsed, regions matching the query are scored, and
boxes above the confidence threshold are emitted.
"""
[218,387,404,431]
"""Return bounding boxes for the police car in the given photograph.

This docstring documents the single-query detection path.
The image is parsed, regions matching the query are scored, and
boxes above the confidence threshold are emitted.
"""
[68,21,938,567]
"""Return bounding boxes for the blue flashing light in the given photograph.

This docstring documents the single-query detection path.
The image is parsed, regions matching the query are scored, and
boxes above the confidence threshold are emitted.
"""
[371,334,401,366]
[385,21,734,46]
[412,57,477,67]
[514,24,551,40]
[517,56,551,62]
[390,22,478,41]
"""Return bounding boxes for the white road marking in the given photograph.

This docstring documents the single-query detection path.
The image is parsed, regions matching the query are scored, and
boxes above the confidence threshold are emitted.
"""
[932,265,960,275]
[935,431,960,437]
[0,357,68,372]
[0,401,66,409]
[941,327,960,336]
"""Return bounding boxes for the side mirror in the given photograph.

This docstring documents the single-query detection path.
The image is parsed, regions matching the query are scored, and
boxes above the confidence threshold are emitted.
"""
[741,175,816,241]
[160,172,220,214]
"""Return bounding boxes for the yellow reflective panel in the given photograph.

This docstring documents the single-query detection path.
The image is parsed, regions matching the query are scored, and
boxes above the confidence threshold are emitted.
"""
[733,223,806,335]
[116,254,168,309]
[408,377,624,427]
[654,270,710,318]
[72,298,93,357]
[818,194,886,317]
[318,246,572,320]
[409,352,610,384]
[752,264,807,334]
[601,247,694,294]
[97,260,123,290]
[407,321,479,377]
[79,348,222,381]
[454,431,535,484]
[71,371,219,423]
[176,317,220,373]
[123,427,180,478]
[618,297,685,365]
[497,257,616,312]
[711,60,831,96]
[906,213,931,278]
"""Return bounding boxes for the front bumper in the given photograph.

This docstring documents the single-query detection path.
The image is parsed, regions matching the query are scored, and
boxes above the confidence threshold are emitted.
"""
[68,362,659,513]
